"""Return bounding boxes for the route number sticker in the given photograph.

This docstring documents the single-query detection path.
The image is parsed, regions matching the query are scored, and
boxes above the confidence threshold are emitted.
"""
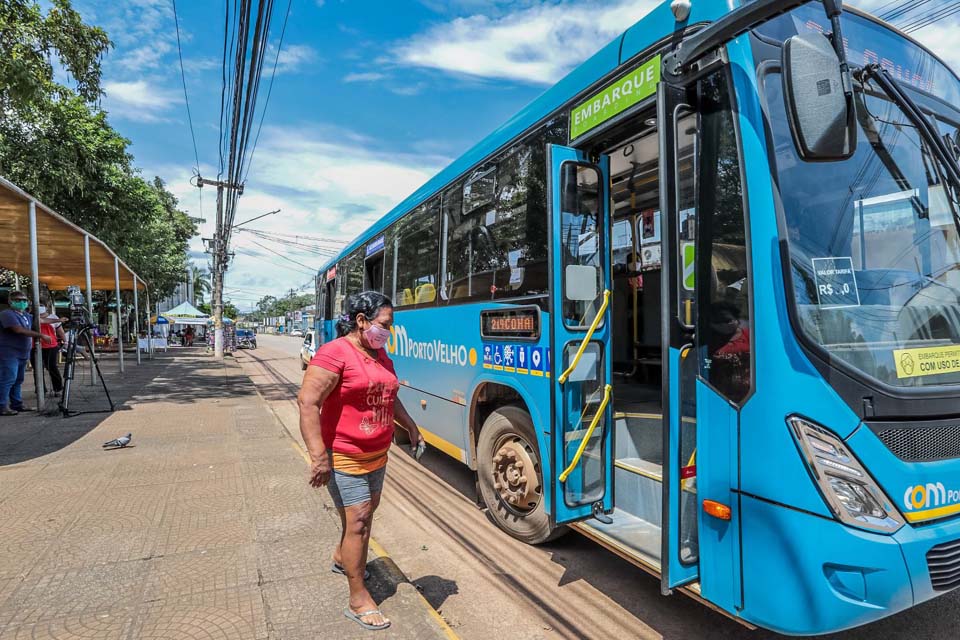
[812,257,860,308]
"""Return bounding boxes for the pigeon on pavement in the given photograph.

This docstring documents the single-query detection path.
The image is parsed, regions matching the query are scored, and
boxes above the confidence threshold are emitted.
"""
[103,433,132,448]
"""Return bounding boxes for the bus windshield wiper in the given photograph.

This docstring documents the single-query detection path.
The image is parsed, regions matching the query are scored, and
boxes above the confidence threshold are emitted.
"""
[856,64,960,230]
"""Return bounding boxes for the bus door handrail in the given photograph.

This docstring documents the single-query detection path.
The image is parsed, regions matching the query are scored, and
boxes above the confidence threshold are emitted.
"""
[557,289,611,385]
[559,383,613,483]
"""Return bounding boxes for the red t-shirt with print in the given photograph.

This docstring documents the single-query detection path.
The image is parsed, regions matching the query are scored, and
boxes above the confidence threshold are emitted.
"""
[310,337,399,455]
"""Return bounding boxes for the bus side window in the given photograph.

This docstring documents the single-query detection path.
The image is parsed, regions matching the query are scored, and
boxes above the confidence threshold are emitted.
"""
[559,162,603,328]
[442,134,550,304]
[345,248,364,299]
[676,110,698,328]
[696,71,751,404]
[394,199,441,308]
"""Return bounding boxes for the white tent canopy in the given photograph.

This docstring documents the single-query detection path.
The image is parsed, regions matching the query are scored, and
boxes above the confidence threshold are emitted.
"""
[163,301,209,326]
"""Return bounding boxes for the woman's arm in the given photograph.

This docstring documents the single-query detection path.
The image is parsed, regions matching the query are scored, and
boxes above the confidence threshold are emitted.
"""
[7,324,51,344]
[393,397,425,448]
[297,365,340,487]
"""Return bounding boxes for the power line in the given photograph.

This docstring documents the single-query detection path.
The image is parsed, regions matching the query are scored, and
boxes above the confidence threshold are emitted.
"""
[245,238,319,271]
[172,0,201,172]
[883,0,934,22]
[237,228,348,244]
[236,229,339,256]
[234,248,315,276]
[171,0,204,219]
[243,0,293,183]
[901,1,960,31]
[873,0,914,16]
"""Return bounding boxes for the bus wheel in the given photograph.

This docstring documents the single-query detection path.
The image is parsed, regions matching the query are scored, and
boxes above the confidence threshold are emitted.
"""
[477,406,564,544]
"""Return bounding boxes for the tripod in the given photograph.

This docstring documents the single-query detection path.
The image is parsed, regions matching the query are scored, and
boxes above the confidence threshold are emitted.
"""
[60,323,114,416]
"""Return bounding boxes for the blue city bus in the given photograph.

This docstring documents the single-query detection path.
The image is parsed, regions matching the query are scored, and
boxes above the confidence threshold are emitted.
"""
[313,1,960,633]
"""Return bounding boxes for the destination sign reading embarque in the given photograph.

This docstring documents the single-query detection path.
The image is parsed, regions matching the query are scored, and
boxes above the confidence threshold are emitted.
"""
[569,54,661,140]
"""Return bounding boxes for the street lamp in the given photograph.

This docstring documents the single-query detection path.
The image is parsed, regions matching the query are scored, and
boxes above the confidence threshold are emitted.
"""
[232,209,280,229]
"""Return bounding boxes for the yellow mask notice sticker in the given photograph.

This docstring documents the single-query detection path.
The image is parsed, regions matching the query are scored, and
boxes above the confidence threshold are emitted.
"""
[893,345,960,379]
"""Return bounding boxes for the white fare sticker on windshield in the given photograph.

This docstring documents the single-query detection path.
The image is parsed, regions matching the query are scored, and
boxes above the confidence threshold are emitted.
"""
[812,257,861,308]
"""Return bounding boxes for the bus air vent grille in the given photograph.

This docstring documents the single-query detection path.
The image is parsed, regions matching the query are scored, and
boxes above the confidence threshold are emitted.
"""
[874,425,960,463]
[926,539,960,591]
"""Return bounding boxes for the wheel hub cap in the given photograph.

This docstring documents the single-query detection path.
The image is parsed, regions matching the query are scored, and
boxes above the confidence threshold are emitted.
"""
[492,437,541,512]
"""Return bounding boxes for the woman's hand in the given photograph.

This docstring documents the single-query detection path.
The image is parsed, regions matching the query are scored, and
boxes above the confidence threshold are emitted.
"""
[309,452,332,487]
[393,398,426,461]
[412,434,427,461]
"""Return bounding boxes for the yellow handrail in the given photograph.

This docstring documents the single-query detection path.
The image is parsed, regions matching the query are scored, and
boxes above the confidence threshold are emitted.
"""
[557,289,611,385]
[559,384,613,483]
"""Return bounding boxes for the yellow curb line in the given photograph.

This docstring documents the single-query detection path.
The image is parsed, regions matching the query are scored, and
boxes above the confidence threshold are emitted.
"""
[235,354,459,639]
[285,439,459,640]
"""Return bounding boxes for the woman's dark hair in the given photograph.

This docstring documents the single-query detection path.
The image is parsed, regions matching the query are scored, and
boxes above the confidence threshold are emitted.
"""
[336,291,393,337]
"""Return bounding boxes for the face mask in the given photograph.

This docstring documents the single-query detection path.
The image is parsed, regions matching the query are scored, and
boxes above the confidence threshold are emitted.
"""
[364,324,391,349]
[38,305,47,314]
[10,300,28,311]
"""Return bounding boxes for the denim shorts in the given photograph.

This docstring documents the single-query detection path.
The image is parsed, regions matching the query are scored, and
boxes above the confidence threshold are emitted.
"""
[327,464,386,508]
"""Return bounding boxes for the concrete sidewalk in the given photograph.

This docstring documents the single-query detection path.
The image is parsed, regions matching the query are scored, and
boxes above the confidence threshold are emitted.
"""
[0,351,450,639]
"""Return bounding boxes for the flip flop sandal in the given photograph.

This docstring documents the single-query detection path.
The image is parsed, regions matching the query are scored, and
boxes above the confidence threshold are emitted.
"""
[344,608,390,631]
[332,562,370,580]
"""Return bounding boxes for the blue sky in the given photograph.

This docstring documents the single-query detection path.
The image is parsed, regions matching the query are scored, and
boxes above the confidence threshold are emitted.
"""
[72,0,960,310]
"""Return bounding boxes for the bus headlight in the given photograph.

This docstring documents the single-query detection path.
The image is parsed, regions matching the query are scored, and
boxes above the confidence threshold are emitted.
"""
[788,416,904,534]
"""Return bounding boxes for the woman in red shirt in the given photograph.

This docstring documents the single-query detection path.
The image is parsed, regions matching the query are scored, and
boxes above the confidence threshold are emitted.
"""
[298,291,423,631]
[38,298,65,396]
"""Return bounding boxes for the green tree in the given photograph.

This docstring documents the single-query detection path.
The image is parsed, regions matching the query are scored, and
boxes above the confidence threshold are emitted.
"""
[0,1,195,299]
[0,0,109,111]
[193,269,212,304]
[246,291,313,322]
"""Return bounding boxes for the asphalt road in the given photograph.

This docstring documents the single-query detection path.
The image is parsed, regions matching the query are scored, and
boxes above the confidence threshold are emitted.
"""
[239,334,960,640]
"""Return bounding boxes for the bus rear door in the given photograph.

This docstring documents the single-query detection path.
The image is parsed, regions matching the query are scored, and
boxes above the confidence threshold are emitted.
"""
[548,145,615,525]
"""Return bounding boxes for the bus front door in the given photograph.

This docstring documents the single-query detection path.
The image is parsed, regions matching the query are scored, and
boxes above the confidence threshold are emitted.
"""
[547,144,614,525]
[659,82,700,591]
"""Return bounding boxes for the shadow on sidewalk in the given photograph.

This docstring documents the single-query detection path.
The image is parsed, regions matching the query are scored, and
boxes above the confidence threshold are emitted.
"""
[0,350,255,468]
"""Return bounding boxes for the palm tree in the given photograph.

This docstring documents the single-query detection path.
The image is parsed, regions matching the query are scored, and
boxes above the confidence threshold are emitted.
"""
[193,268,212,304]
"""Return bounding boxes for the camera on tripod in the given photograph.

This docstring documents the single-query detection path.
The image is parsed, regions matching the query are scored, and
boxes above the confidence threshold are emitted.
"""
[66,285,89,327]
[59,285,114,416]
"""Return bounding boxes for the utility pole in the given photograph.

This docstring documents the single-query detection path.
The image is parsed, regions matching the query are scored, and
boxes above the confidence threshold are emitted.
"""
[197,176,243,359]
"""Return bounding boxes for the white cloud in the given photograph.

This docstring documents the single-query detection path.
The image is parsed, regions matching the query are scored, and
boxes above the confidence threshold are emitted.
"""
[343,72,387,83]
[901,22,960,76]
[150,126,448,310]
[103,79,182,122]
[849,2,960,72]
[118,41,174,73]
[395,0,658,84]
[253,125,443,215]
[274,44,319,74]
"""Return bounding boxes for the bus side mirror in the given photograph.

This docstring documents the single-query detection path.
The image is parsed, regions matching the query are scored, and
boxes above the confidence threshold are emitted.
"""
[782,32,857,161]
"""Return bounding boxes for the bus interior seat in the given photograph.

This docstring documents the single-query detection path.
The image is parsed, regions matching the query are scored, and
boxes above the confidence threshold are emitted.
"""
[415,283,436,304]
[401,288,415,306]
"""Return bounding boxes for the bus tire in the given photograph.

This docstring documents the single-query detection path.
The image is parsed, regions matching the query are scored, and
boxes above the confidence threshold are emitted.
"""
[477,406,565,544]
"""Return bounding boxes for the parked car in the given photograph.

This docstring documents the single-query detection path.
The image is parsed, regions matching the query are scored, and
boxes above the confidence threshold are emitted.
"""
[236,328,257,349]
[290,329,304,337]
[299,330,317,370]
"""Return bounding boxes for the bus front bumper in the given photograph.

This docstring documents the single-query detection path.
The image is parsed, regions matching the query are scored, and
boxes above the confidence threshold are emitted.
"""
[738,493,960,636]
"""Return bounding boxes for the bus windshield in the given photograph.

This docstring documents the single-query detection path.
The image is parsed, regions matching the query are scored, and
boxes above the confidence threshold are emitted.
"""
[758,7,960,389]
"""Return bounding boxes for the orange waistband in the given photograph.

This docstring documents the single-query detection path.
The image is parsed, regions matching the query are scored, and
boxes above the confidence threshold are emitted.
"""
[332,447,389,475]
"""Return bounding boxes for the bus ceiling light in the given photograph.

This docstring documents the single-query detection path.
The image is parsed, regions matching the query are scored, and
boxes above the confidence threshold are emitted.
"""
[670,0,692,22]
[787,416,904,534]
